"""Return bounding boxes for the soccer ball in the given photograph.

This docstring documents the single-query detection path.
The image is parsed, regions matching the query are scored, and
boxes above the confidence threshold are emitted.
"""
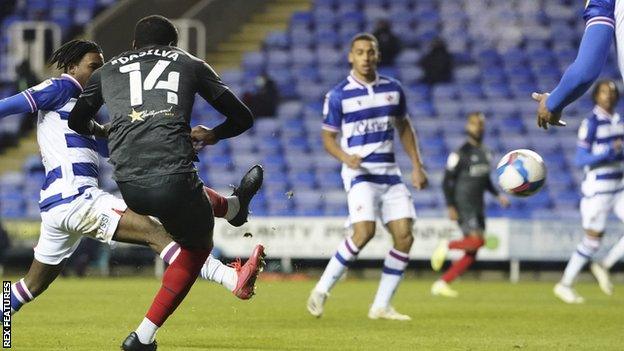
[496,149,546,197]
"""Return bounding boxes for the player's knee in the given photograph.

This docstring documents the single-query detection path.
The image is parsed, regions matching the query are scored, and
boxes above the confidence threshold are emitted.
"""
[396,232,414,249]
[465,235,485,254]
[182,235,214,251]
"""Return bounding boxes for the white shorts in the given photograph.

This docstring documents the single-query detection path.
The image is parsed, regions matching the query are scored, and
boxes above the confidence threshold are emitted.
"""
[34,187,127,265]
[347,182,416,224]
[580,191,624,233]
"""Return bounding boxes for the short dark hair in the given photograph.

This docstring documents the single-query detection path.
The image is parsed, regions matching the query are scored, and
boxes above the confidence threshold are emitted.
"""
[350,32,378,49]
[134,15,178,48]
[592,79,619,103]
[49,39,102,73]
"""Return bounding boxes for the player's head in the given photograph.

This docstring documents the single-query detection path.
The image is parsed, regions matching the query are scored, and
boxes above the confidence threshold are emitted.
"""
[592,79,619,112]
[133,15,178,49]
[348,33,380,80]
[466,111,485,142]
[49,39,103,88]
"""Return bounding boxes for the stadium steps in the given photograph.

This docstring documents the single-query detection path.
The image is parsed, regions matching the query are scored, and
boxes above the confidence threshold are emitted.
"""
[209,0,311,71]
[0,131,38,175]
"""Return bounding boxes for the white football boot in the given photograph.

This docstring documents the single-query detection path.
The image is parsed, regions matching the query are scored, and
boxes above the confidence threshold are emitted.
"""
[431,279,459,298]
[307,290,329,318]
[431,239,449,271]
[368,306,411,321]
[554,283,585,304]
[590,262,613,296]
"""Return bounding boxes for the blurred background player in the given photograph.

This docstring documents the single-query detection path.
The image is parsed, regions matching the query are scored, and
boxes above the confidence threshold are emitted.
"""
[68,15,261,350]
[307,33,427,321]
[430,112,509,297]
[554,80,624,303]
[0,39,264,319]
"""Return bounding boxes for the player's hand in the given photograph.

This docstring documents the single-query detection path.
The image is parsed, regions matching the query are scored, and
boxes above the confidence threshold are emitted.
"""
[343,154,362,169]
[412,167,428,190]
[191,125,218,152]
[447,206,458,221]
[497,194,510,208]
[613,139,623,154]
[532,92,566,130]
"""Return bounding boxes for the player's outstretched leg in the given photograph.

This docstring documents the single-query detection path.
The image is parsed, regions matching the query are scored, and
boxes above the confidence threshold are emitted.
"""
[369,219,413,321]
[227,164,264,227]
[432,236,484,298]
[554,234,601,303]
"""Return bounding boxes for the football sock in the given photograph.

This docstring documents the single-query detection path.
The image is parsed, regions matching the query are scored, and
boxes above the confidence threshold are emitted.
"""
[561,235,601,286]
[160,242,236,290]
[140,246,211,342]
[315,237,359,294]
[602,234,624,269]
[372,248,409,309]
[9,279,34,314]
[135,317,159,344]
[448,236,485,251]
[159,242,181,264]
[203,187,240,220]
[200,255,237,291]
[442,251,477,283]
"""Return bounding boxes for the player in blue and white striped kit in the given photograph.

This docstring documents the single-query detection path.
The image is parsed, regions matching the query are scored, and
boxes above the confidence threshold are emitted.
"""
[307,33,428,320]
[529,0,624,302]
[555,81,624,303]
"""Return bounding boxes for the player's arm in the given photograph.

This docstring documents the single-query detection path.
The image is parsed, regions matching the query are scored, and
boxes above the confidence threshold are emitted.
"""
[486,171,510,208]
[322,129,361,169]
[0,92,35,118]
[534,11,614,128]
[67,69,109,138]
[574,119,621,167]
[442,152,461,220]
[193,61,253,146]
[395,84,427,189]
[395,117,427,189]
[321,91,361,168]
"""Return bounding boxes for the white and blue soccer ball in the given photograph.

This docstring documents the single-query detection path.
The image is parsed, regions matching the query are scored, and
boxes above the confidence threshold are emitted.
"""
[496,149,546,197]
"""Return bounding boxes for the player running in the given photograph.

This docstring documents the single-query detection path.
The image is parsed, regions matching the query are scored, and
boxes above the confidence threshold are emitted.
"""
[555,80,624,303]
[430,112,509,297]
[0,40,264,319]
[68,16,261,350]
[306,33,428,321]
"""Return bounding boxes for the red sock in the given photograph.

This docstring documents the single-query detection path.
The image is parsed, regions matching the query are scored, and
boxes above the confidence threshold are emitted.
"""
[448,236,485,251]
[145,247,211,326]
[442,252,476,283]
[203,187,228,218]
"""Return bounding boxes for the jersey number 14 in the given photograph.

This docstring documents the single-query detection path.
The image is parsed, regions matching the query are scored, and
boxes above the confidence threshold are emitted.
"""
[119,60,180,107]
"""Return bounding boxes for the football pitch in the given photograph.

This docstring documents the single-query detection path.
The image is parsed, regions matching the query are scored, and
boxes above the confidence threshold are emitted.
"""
[8,277,623,350]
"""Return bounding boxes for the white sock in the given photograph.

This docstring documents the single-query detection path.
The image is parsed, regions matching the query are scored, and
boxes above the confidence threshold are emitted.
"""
[602,235,624,269]
[159,242,181,264]
[372,248,409,309]
[199,255,237,291]
[224,196,240,220]
[135,317,158,344]
[561,235,601,286]
[315,237,359,294]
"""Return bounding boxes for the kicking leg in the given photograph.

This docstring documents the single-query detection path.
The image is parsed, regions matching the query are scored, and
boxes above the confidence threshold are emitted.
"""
[555,230,601,303]
[369,218,412,321]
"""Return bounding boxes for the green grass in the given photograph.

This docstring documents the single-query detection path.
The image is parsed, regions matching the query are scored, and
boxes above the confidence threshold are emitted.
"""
[8,277,624,350]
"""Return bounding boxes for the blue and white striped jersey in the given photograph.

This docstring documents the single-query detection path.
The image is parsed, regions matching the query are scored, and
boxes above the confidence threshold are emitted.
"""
[578,106,624,196]
[24,74,100,211]
[322,72,407,191]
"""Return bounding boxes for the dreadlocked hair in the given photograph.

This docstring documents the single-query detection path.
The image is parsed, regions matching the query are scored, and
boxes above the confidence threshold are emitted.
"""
[49,39,102,73]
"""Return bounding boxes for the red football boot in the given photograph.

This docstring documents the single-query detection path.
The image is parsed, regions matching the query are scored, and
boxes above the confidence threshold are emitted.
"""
[229,244,266,300]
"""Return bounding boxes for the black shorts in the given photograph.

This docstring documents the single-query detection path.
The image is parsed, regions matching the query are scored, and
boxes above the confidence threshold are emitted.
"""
[457,209,485,235]
[117,172,214,249]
